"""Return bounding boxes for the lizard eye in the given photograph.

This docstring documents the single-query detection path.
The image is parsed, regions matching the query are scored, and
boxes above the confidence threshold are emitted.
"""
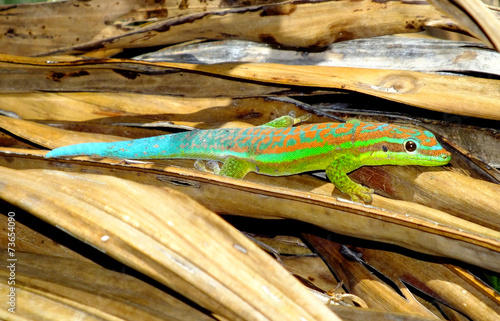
[404,139,418,153]
[382,145,388,152]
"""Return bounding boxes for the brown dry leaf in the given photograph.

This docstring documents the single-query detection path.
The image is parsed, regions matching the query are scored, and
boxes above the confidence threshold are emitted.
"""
[0,252,215,321]
[236,232,499,320]
[0,0,476,56]
[281,256,341,293]
[0,166,339,321]
[303,234,437,318]
[0,211,91,263]
[364,251,500,321]
[427,0,500,50]
[137,37,500,76]
[190,62,500,120]
[424,123,500,180]
[303,233,500,320]
[0,55,295,97]
[0,56,499,120]
[0,93,320,128]
[352,166,500,231]
[0,115,127,149]
[252,235,313,256]
[59,0,462,55]
[328,306,440,321]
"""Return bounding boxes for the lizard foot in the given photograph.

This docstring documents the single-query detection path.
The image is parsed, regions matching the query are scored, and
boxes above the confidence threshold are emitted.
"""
[289,111,312,125]
[194,160,221,174]
[261,113,311,128]
[347,185,374,203]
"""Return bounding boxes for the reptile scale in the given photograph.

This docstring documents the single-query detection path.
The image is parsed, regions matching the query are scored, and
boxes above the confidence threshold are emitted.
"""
[45,114,451,202]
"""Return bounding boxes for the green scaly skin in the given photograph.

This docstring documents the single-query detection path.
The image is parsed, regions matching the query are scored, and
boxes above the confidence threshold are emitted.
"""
[45,114,451,203]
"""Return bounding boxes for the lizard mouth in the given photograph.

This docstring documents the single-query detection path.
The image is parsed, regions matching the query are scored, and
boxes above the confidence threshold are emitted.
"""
[406,153,451,166]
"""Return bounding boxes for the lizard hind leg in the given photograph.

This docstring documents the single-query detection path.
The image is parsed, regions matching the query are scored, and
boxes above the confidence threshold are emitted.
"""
[260,113,311,128]
[194,160,221,174]
[217,157,253,179]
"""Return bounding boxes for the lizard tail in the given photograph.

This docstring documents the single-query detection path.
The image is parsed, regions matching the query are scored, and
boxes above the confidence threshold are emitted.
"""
[44,133,189,159]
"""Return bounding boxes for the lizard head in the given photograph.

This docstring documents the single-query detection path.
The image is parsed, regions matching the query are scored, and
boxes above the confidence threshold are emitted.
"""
[354,123,451,167]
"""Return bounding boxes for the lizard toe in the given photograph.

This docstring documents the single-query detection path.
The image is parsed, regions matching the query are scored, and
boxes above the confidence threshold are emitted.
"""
[357,187,374,203]
[349,186,374,203]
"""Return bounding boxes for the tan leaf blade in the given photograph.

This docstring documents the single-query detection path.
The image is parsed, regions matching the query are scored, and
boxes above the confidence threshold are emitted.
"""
[137,37,500,77]
[0,0,469,56]
[0,252,214,321]
[302,234,438,318]
[427,0,500,51]
[0,55,498,120]
[0,166,339,321]
[0,55,292,98]
[303,233,500,320]
[191,62,500,120]
[0,115,127,149]
[351,166,500,231]
[0,93,312,129]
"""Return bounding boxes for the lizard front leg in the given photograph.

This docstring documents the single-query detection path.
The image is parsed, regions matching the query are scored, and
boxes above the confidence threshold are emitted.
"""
[326,154,374,203]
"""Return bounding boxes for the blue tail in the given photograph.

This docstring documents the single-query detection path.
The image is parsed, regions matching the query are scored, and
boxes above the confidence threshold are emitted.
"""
[45,132,197,159]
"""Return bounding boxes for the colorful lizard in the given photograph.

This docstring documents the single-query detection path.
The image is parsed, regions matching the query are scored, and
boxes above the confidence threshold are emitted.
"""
[45,114,451,202]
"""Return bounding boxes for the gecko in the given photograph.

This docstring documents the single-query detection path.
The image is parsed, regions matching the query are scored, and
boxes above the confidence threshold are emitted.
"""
[45,114,451,203]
